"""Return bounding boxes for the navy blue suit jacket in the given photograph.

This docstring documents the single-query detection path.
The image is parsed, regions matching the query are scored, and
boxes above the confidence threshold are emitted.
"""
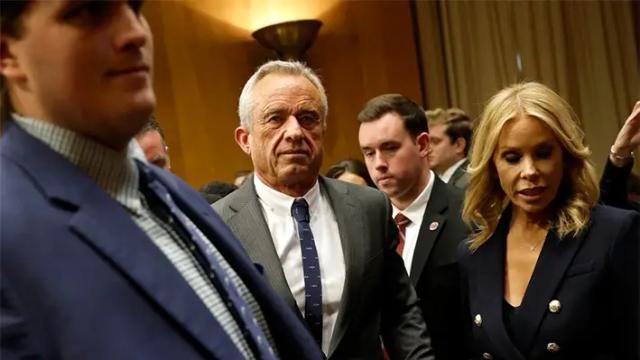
[458,205,639,360]
[0,122,322,359]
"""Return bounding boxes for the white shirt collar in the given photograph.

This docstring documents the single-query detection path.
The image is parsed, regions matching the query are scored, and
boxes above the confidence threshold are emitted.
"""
[253,174,321,216]
[392,170,436,224]
[439,157,467,183]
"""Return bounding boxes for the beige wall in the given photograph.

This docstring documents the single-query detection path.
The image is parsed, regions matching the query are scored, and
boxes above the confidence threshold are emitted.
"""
[144,0,422,188]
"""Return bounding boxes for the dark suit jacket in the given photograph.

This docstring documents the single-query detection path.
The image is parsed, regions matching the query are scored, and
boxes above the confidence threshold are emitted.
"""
[599,158,639,211]
[0,122,322,360]
[458,205,639,360]
[448,158,469,190]
[410,176,469,359]
[214,176,434,360]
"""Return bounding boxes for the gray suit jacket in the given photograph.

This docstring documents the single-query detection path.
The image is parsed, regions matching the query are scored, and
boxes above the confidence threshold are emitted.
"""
[214,176,433,359]
[448,158,469,190]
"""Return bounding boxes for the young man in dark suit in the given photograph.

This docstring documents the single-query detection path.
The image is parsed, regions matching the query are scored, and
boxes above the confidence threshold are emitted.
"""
[358,94,470,360]
[425,107,472,190]
[0,1,321,359]
[214,61,433,359]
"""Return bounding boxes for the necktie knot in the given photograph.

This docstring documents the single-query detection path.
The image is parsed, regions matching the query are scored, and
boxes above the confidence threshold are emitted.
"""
[291,198,310,223]
[394,213,410,227]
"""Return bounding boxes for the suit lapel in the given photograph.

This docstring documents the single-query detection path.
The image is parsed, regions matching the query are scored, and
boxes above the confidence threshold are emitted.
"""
[321,178,366,357]
[70,200,242,359]
[469,211,525,360]
[449,159,469,186]
[4,123,241,359]
[516,222,590,354]
[224,178,299,312]
[409,177,448,284]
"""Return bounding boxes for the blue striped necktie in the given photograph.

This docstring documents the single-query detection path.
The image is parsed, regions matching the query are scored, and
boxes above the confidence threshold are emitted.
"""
[138,163,277,359]
[291,198,323,347]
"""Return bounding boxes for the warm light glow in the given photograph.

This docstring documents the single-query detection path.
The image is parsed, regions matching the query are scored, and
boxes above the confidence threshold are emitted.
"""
[185,0,339,32]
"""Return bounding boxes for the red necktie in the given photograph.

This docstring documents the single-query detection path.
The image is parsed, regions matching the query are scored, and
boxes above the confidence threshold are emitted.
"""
[394,213,411,255]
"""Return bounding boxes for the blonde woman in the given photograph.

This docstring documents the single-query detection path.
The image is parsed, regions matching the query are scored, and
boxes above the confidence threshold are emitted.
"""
[458,82,639,359]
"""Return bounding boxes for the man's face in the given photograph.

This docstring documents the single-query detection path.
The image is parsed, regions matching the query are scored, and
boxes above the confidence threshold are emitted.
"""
[428,123,464,174]
[1,0,155,149]
[235,73,324,195]
[136,129,171,170]
[359,112,430,207]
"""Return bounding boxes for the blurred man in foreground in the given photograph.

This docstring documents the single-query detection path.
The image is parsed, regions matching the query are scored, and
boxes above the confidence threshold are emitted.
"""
[0,1,321,358]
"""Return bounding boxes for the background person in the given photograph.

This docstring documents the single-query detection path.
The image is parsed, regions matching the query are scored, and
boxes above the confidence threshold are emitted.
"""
[425,107,472,189]
[599,100,640,210]
[459,82,639,359]
[200,180,238,204]
[136,116,171,170]
[233,169,252,187]
[325,158,375,187]
[358,94,469,360]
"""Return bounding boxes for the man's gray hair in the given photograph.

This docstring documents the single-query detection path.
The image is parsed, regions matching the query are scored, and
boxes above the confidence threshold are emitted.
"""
[237,60,328,131]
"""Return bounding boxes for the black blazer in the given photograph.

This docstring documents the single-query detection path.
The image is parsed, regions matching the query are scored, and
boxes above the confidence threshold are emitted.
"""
[410,176,470,359]
[458,205,639,360]
[599,158,639,211]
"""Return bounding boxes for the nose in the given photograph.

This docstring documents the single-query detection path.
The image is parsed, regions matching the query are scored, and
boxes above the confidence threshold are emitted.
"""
[113,3,151,52]
[373,151,388,172]
[520,156,540,181]
[283,115,304,142]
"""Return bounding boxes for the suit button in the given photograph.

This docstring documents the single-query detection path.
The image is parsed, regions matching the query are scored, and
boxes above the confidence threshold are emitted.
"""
[474,314,482,327]
[548,299,561,313]
[547,342,560,353]
[482,352,493,359]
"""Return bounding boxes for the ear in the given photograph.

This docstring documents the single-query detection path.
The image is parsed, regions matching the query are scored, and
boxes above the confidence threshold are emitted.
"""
[0,34,26,83]
[234,126,252,155]
[415,132,431,158]
[454,137,467,156]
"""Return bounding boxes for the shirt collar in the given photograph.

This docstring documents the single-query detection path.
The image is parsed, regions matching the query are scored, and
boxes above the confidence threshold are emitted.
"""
[12,114,146,213]
[253,173,321,217]
[439,157,467,183]
[392,170,436,224]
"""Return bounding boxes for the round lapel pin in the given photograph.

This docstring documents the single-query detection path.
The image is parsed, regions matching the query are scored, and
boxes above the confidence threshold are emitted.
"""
[429,221,439,231]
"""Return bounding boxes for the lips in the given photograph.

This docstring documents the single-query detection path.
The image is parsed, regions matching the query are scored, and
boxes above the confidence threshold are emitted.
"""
[279,149,309,156]
[518,186,546,197]
[376,175,394,185]
[106,65,150,77]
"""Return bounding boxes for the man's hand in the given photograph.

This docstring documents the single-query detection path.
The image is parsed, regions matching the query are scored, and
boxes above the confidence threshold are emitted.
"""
[610,101,640,167]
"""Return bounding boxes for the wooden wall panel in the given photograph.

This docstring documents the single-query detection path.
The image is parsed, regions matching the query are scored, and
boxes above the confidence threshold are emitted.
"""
[144,0,422,187]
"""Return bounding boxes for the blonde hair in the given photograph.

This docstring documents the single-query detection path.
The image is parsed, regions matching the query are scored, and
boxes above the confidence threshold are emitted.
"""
[425,107,468,127]
[463,82,599,250]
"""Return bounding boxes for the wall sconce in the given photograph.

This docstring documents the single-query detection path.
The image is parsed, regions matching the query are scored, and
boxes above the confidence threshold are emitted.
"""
[252,19,323,60]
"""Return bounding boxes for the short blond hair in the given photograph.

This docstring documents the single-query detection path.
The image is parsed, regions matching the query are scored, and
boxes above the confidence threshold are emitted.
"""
[425,107,468,126]
[425,107,472,155]
[463,82,599,250]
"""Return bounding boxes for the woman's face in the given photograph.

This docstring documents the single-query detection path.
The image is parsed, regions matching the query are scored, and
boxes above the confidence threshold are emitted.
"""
[493,116,564,219]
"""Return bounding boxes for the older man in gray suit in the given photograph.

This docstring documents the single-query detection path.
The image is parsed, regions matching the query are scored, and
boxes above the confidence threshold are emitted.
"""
[214,61,433,359]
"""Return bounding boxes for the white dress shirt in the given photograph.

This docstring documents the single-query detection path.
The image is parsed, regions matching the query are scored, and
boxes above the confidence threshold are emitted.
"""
[254,175,345,354]
[392,170,435,275]
[438,158,467,183]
